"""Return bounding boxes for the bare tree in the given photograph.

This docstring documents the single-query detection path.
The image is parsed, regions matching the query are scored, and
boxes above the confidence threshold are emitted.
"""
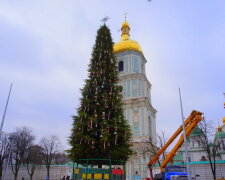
[0,132,11,180]
[157,132,167,163]
[193,118,221,180]
[40,135,61,179]
[143,132,167,166]
[9,127,35,180]
[25,145,43,180]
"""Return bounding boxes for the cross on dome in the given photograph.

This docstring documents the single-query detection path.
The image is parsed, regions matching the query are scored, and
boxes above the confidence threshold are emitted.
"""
[124,12,128,21]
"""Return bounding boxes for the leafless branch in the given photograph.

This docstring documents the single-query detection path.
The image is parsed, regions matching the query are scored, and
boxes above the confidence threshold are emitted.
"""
[39,135,61,179]
[193,117,219,180]
[9,127,35,180]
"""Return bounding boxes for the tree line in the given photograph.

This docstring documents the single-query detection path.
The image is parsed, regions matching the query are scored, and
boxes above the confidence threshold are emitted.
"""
[0,127,68,180]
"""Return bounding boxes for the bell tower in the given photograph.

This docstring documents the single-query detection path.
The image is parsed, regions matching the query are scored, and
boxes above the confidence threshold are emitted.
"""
[114,19,157,179]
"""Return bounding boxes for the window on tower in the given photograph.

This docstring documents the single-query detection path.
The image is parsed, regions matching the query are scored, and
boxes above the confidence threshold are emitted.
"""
[133,122,139,131]
[148,116,152,139]
[222,140,225,150]
[132,56,139,73]
[118,61,124,71]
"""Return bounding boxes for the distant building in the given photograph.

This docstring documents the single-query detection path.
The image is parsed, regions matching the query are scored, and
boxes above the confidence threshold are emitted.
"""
[174,117,225,162]
[215,117,225,160]
[162,117,225,179]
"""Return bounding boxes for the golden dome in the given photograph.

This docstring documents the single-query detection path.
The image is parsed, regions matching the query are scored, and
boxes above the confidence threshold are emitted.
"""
[122,21,130,28]
[218,124,222,132]
[223,117,225,125]
[114,20,143,53]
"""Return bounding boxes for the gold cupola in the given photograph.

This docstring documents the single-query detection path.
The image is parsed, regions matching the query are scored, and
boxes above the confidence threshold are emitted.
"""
[114,20,143,53]
[223,117,225,125]
[218,124,222,132]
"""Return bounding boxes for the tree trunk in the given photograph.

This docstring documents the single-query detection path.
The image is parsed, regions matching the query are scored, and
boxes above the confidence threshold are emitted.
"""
[208,158,216,180]
[47,167,50,180]
[208,162,215,179]
[27,165,35,180]
[213,148,217,180]
[213,173,216,180]
[211,166,216,180]
[0,165,2,180]
[212,160,216,180]
[14,173,17,180]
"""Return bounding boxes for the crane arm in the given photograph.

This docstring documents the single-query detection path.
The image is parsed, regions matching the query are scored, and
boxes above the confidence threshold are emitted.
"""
[160,112,202,171]
[147,110,201,167]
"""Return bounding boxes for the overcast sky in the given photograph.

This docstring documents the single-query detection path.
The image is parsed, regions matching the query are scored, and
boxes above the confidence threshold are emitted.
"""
[0,0,224,148]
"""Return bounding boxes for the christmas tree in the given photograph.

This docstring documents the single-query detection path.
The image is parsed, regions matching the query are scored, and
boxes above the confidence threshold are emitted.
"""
[68,24,133,166]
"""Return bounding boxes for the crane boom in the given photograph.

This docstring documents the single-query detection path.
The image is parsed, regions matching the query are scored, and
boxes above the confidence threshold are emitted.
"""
[147,110,203,175]
[148,110,202,167]
[160,111,202,170]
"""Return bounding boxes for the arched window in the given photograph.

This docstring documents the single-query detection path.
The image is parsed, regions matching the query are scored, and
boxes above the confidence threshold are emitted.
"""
[222,140,225,150]
[118,61,124,71]
[132,56,139,73]
[218,143,221,150]
[197,140,201,146]
[201,156,206,161]
[148,116,152,139]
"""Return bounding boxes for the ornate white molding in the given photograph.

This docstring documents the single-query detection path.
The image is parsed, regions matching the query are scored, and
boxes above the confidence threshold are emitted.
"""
[119,73,152,88]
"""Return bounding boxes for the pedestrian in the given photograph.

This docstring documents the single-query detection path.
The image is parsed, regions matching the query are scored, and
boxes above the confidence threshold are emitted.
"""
[66,175,70,180]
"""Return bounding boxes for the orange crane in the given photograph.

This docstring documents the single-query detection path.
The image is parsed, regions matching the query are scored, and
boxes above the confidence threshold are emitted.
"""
[147,110,203,179]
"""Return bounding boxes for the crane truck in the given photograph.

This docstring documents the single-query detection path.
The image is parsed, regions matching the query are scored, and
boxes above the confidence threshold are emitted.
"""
[147,110,203,180]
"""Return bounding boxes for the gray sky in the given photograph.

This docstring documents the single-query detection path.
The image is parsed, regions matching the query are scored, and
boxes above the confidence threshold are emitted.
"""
[0,0,224,148]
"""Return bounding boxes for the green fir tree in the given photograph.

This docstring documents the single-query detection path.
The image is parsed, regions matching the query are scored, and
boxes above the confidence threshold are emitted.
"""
[68,24,133,166]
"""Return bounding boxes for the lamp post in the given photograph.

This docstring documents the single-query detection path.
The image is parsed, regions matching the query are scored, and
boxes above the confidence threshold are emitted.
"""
[179,88,191,180]
[0,83,12,140]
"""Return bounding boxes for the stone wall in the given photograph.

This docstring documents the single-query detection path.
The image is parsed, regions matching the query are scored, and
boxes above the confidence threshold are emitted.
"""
[3,162,225,180]
[3,165,72,180]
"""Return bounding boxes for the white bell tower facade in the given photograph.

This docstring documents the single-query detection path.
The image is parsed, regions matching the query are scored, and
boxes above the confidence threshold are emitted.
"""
[114,20,157,179]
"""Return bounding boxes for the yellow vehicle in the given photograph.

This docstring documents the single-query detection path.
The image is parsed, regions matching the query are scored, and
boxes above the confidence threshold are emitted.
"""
[147,110,203,180]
